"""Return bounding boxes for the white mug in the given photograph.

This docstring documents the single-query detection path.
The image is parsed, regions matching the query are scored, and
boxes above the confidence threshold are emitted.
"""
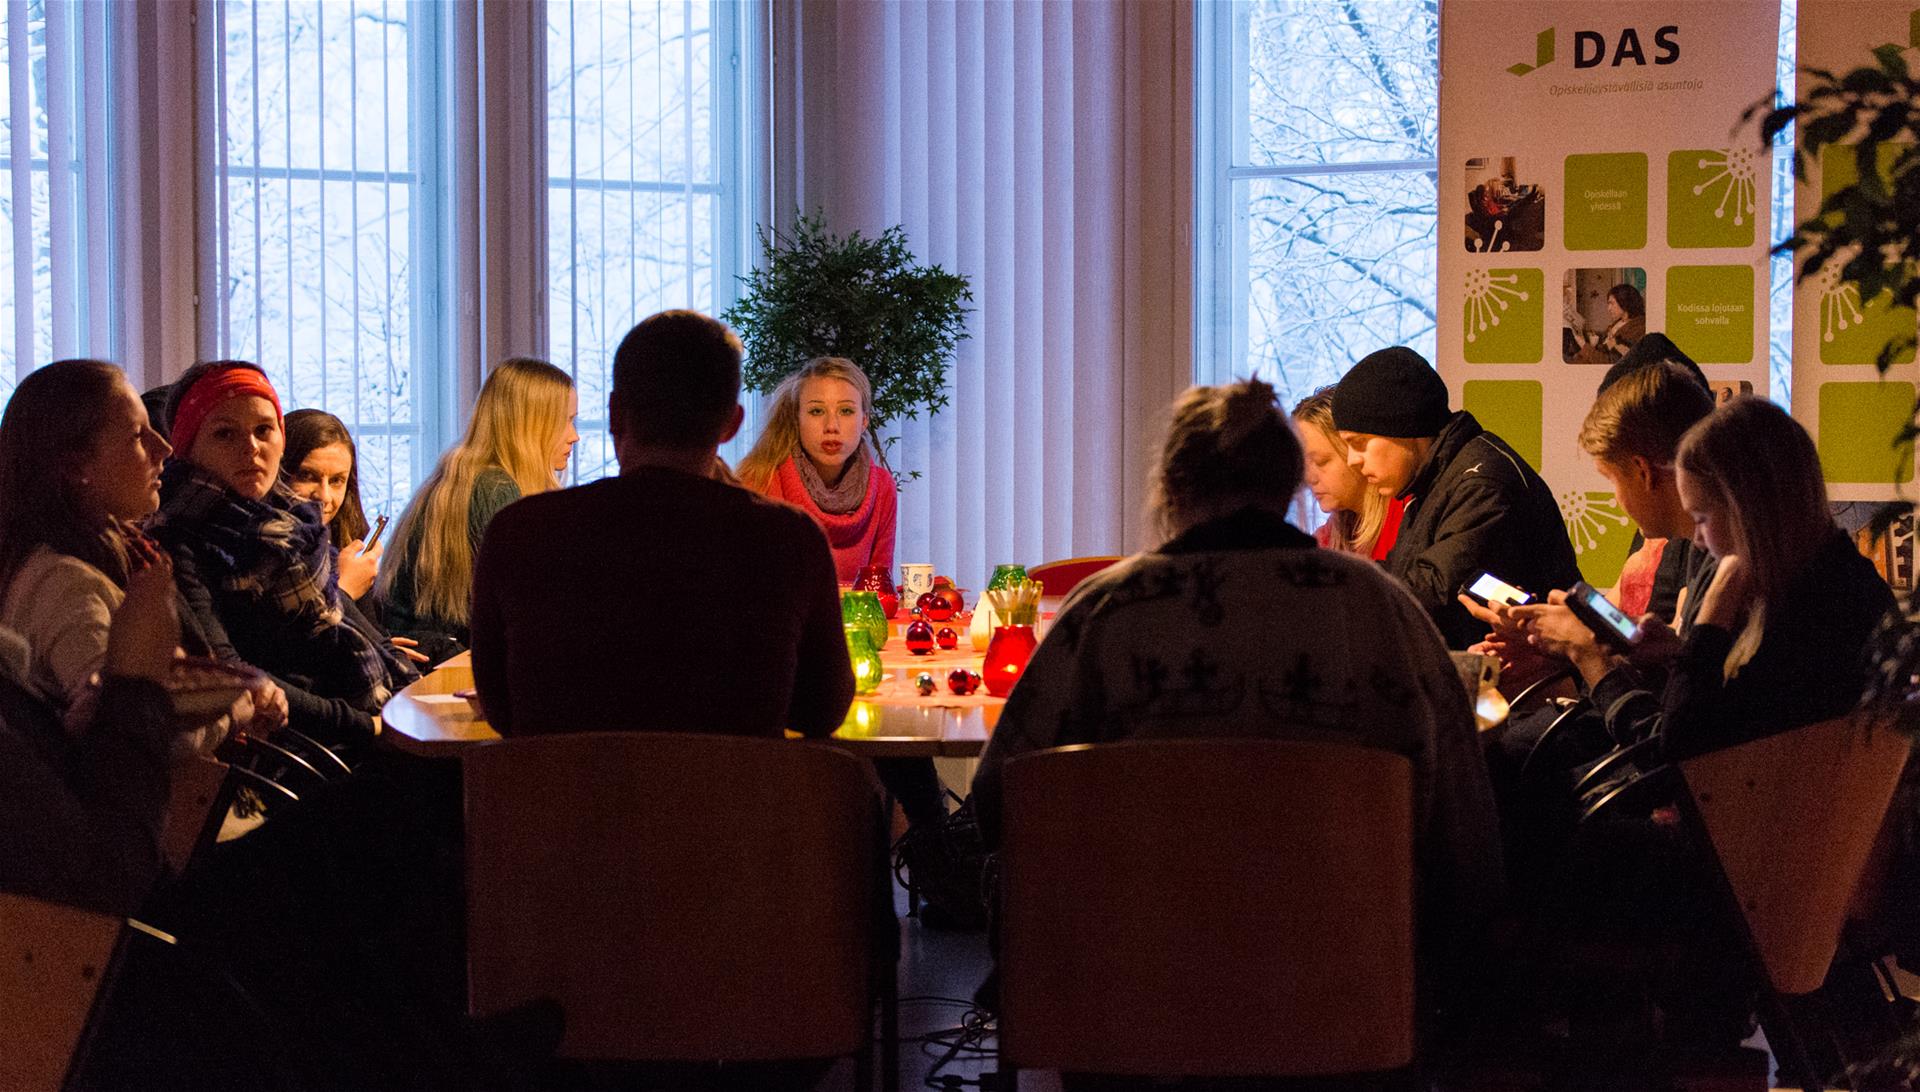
[900,563,935,600]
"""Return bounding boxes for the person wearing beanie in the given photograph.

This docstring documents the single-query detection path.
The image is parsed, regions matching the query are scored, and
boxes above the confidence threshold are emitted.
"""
[1333,346,1581,649]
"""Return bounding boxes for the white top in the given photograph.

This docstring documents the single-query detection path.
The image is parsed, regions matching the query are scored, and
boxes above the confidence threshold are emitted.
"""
[1,547,121,730]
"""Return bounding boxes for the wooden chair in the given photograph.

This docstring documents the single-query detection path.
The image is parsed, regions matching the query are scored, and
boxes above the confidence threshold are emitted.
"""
[0,893,126,1091]
[1025,556,1122,598]
[998,739,1416,1082]
[463,732,897,1091]
[1673,713,1912,1089]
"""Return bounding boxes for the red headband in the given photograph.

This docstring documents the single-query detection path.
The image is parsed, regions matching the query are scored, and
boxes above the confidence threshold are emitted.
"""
[169,366,284,458]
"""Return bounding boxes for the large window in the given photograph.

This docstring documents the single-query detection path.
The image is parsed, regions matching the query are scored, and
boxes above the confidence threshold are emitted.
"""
[1,0,115,396]
[1200,0,1799,408]
[206,0,435,520]
[546,0,754,483]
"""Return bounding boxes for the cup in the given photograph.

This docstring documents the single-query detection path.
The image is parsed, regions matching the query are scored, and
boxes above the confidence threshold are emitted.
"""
[900,563,935,600]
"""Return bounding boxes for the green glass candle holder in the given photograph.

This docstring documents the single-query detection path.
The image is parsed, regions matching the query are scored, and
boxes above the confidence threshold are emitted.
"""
[841,590,889,650]
[844,624,884,695]
[987,564,1028,593]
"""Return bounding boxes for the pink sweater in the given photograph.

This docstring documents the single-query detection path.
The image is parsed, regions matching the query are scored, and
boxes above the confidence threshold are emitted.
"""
[761,457,897,583]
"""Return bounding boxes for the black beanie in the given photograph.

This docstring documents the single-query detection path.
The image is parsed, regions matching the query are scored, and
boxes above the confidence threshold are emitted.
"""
[1331,347,1452,438]
[1597,333,1711,396]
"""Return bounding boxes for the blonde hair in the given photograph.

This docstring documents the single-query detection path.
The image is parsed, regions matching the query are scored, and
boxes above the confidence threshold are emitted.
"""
[1675,397,1833,678]
[1147,379,1304,540]
[377,358,574,626]
[736,357,877,491]
[1291,386,1387,555]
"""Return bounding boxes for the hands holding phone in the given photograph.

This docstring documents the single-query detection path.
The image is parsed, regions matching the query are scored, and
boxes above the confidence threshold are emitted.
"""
[337,536,383,600]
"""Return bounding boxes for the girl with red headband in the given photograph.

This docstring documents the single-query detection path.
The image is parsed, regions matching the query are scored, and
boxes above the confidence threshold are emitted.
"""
[150,361,416,748]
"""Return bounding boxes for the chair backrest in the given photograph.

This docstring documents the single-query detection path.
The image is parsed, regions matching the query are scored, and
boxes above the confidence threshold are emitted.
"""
[999,739,1416,1077]
[0,893,125,1091]
[1680,713,1913,995]
[158,755,232,874]
[1025,556,1122,598]
[463,732,880,1062]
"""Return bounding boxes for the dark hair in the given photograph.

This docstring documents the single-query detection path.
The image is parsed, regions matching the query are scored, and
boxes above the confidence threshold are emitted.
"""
[1579,361,1716,466]
[1608,283,1646,319]
[1148,379,1305,537]
[163,359,274,444]
[1597,332,1710,396]
[609,310,743,449]
[282,408,369,547]
[0,360,139,602]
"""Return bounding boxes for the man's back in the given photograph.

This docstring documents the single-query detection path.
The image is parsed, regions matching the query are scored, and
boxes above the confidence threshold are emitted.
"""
[469,467,854,739]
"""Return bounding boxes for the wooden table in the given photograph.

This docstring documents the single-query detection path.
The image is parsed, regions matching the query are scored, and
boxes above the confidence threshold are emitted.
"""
[380,649,1005,759]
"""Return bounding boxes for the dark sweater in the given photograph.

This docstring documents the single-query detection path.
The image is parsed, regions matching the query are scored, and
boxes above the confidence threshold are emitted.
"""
[1384,411,1583,649]
[470,466,854,740]
[381,468,522,655]
[0,668,174,915]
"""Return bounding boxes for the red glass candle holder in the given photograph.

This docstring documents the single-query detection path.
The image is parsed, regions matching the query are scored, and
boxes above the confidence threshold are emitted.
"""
[982,624,1038,697]
[854,565,899,619]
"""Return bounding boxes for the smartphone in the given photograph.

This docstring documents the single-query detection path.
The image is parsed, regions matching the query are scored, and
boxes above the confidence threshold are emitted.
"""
[1565,581,1641,652]
[365,513,390,550]
[1461,571,1533,608]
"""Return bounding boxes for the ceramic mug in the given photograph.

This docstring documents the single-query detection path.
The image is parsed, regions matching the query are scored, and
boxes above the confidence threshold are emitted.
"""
[900,563,935,600]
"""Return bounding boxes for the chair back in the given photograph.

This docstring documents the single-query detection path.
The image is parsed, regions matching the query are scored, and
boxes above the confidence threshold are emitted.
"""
[999,739,1416,1077]
[1680,713,1912,995]
[1025,557,1122,598]
[158,755,232,873]
[463,732,881,1061]
[0,894,124,1091]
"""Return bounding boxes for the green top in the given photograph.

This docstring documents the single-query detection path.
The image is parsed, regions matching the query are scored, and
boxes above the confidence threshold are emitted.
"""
[380,467,522,644]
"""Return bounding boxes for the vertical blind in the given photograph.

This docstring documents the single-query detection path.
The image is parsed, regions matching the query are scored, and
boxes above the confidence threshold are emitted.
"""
[0,0,117,396]
[202,0,432,519]
[546,0,753,484]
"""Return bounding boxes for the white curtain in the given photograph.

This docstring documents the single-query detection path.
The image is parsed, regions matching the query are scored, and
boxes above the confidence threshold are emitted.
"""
[775,0,1195,588]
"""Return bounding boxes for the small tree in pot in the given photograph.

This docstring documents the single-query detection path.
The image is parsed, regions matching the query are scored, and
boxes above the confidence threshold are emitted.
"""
[723,211,972,484]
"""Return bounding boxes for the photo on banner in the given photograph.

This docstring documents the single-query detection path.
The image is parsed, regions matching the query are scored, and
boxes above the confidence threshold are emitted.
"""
[1791,1,1920,524]
[1438,2,1779,589]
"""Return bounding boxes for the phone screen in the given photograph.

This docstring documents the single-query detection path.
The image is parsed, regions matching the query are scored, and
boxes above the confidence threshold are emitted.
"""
[1584,588,1640,643]
[1467,572,1532,607]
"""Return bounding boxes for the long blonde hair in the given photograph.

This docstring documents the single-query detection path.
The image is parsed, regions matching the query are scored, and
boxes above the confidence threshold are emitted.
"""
[736,357,877,491]
[377,358,574,626]
[1291,387,1387,555]
[1675,397,1833,678]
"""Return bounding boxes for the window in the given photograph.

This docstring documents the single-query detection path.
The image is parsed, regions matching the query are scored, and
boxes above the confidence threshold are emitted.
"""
[546,0,755,483]
[205,0,437,520]
[1197,0,1439,405]
[0,0,116,397]
[1200,0,1799,408]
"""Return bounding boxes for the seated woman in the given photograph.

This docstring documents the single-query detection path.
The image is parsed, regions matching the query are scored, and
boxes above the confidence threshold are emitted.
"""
[282,409,379,601]
[1291,385,1401,559]
[1526,397,1895,761]
[149,361,414,748]
[736,357,896,583]
[378,358,578,666]
[972,379,1504,1003]
[0,359,282,748]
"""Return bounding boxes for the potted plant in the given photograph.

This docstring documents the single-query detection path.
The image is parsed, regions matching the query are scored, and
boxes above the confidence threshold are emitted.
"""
[723,211,973,484]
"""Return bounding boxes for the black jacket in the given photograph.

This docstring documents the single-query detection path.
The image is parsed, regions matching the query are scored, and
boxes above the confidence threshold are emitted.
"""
[1384,411,1583,649]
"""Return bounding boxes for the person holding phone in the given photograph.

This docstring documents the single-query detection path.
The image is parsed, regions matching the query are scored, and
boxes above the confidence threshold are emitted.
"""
[282,409,381,599]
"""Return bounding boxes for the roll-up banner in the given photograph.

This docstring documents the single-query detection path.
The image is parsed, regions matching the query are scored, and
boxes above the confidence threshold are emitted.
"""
[1793,1,1919,585]
[1438,1,1779,587]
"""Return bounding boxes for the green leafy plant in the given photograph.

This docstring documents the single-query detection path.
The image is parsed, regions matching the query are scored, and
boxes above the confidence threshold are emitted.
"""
[723,212,972,482]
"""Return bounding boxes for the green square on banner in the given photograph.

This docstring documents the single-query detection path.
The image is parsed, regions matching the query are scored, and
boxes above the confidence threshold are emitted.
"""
[1462,268,1543,363]
[1667,148,1761,248]
[1665,265,1754,363]
[1564,153,1647,250]
[1462,380,1543,470]
[1817,143,1919,366]
[1818,382,1916,484]
[1558,490,1637,590]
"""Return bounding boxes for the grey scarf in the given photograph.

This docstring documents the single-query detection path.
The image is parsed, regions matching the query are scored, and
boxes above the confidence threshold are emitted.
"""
[793,442,871,515]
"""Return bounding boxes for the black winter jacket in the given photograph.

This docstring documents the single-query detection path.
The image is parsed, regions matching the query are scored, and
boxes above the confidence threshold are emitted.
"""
[1384,411,1583,649]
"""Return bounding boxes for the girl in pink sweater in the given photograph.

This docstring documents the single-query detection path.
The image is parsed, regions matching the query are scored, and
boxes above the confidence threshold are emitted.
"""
[738,357,896,583]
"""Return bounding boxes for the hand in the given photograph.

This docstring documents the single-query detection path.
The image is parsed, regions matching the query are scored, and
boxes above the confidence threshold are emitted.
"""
[1473,635,1555,694]
[1456,592,1526,645]
[244,679,288,737]
[1695,554,1754,631]
[104,554,180,684]
[390,636,430,664]
[1511,594,1601,661]
[1627,616,1685,668]
[337,539,381,601]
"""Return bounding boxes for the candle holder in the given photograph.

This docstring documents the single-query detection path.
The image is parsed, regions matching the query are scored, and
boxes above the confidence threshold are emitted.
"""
[982,624,1038,697]
[841,590,890,650]
[844,624,884,695]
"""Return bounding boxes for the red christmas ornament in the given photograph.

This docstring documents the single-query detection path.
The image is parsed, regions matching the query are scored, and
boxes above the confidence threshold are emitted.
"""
[877,592,899,619]
[916,591,955,623]
[935,626,959,650]
[947,668,976,695]
[905,620,936,655]
[934,585,966,615]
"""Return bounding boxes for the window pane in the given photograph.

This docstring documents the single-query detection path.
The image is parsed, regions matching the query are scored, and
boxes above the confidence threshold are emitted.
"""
[1235,171,1438,404]
[547,0,742,484]
[1241,0,1437,168]
[213,0,422,518]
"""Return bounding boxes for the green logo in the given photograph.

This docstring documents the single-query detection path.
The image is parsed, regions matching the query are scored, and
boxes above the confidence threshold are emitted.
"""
[1559,491,1636,589]
[1508,28,1555,76]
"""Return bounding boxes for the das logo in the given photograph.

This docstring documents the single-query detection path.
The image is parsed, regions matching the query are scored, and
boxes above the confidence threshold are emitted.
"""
[1507,25,1681,76]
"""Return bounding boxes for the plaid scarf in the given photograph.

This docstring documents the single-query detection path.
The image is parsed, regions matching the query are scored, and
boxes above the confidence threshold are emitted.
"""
[148,461,392,712]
